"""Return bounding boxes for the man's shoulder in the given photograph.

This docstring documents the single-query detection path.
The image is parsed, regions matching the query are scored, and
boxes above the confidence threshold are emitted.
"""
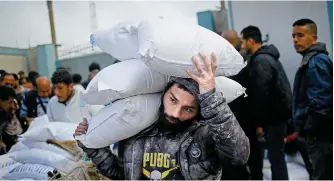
[309,52,333,70]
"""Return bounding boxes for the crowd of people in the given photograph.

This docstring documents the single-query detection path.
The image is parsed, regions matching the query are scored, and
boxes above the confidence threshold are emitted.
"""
[0,18,332,180]
[0,62,102,153]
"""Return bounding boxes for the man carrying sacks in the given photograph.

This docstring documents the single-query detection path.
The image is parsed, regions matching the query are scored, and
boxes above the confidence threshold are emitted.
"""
[74,53,250,180]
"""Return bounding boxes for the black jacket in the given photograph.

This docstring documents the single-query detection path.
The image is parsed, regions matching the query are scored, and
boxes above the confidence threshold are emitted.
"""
[231,45,292,127]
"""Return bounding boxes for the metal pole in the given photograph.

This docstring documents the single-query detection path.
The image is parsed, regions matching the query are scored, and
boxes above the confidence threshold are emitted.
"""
[220,0,226,9]
[47,0,58,58]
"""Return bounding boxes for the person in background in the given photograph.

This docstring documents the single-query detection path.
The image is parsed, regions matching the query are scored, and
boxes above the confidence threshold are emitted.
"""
[74,53,250,180]
[0,85,17,154]
[24,77,34,90]
[1,73,15,88]
[222,29,249,61]
[27,71,40,89]
[222,29,242,51]
[72,73,85,92]
[47,70,102,123]
[12,73,27,95]
[82,62,100,89]
[20,76,52,129]
[292,18,333,180]
[18,71,25,81]
[237,25,291,180]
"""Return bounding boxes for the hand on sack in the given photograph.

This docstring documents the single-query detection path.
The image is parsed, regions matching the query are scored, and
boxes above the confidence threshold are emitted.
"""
[74,118,88,147]
[186,52,217,94]
[0,140,7,154]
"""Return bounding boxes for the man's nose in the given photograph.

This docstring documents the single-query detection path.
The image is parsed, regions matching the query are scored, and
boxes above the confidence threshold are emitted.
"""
[171,107,181,119]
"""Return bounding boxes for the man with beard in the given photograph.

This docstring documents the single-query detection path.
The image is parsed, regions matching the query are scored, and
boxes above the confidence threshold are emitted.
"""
[74,53,250,180]
[236,26,292,180]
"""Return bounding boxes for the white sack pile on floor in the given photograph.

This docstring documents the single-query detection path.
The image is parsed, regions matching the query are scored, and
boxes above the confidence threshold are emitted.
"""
[0,115,109,180]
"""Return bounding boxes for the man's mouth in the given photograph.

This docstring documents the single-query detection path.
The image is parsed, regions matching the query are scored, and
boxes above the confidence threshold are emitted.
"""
[166,117,177,124]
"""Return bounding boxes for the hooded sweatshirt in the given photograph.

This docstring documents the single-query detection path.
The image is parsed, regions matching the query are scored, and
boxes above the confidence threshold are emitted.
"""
[78,77,250,180]
[244,45,292,127]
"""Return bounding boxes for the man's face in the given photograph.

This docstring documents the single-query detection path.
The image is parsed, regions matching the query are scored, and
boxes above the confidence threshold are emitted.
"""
[2,75,15,88]
[240,33,253,55]
[37,83,51,98]
[0,98,14,112]
[293,25,317,54]
[161,84,199,130]
[53,83,73,102]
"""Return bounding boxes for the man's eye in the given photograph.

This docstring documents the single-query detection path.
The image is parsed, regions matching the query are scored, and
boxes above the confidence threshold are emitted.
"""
[184,108,193,113]
[170,98,176,103]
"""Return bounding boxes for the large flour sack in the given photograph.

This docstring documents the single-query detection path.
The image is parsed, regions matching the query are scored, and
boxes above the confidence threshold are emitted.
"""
[82,93,161,148]
[0,152,22,179]
[84,59,169,105]
[137,19,245,77]
[20,122,77,141]
[11,148,77,174]
[4,164,54,180]
[90,20,141,61]
[215,76,246,103]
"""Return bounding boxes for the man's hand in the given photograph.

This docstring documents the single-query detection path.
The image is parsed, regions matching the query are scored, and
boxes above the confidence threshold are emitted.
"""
[74,118,88,148]
[25,117,34,125]
[0,140,7,154]
[186,52,217,94]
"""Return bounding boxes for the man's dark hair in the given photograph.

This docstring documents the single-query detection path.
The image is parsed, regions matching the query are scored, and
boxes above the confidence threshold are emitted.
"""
[164,82,194,96]
[293,18,317,35]
[51,70,73,85]
[12,73,19,80]
[0,85,16,100]
[0,70,7,81]
[18,71,25,75]
[72,74,82,84]
[89,62,101,72]
[240,25,262,43]
[28,71,39,79]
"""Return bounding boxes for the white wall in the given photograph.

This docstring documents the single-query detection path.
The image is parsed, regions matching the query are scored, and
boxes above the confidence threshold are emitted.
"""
[230,1,332,86]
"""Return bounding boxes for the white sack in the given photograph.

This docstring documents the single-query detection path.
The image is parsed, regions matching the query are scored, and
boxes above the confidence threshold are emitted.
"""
[28,115,49,131]
[11,148,77,174]
[0,152,22,179]
[20,122,77,141]
[84,59,169,105]
[18,140,75,161]
[82,93,161,148]
[215,76,246,103]
[137,19,245,77]
[9,141,29,153]
[4,164,54,180]
[90,20,141,61]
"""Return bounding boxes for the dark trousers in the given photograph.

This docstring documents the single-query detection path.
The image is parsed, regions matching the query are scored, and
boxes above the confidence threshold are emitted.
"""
[286,137,313,177]
[248,122,289,180]
[220,164,250,180]
[306,137,333,180]
[2,131,18,152]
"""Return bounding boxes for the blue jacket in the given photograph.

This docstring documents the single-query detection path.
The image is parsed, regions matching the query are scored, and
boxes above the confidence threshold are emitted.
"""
[292,42,333,141]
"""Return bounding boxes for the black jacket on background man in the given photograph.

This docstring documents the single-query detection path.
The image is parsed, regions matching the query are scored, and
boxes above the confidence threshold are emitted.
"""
[234,45,292,128]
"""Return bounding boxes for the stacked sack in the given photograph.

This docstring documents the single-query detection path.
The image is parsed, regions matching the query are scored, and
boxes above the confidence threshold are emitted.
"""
[0,115,108,180]
[81,18,247,149]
